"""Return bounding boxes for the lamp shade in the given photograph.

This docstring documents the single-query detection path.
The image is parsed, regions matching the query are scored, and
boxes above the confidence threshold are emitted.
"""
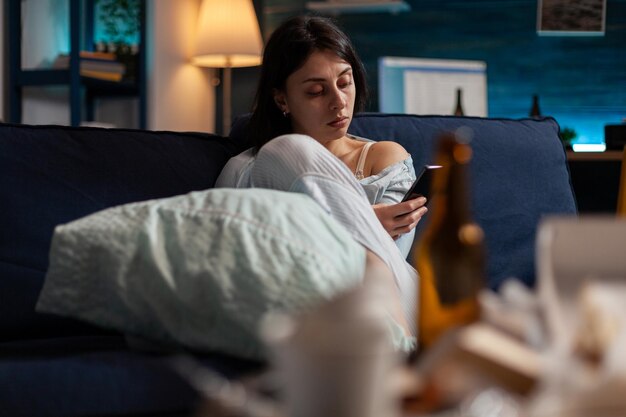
[193,0,263,68]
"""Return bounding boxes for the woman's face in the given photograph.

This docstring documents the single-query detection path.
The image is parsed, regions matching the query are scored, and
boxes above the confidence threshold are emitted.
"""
[274,49,356,144]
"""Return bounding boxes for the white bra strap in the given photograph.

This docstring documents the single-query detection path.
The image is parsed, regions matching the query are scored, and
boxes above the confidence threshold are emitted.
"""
[355,141,375,179]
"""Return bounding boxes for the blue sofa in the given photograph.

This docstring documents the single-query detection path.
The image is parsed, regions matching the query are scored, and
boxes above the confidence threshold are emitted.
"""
[0,113,576,416]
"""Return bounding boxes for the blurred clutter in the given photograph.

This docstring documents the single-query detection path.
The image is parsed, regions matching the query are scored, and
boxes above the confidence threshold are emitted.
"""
[182,215,626,417]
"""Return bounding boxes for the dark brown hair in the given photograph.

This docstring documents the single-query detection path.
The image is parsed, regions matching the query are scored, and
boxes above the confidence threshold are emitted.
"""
[246,15,368,152]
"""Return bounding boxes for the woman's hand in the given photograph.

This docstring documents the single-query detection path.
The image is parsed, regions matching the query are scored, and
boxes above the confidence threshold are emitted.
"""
[373,197,428,239]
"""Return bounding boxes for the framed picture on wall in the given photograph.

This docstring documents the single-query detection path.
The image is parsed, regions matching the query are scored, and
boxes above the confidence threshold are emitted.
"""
[537,0,607,36]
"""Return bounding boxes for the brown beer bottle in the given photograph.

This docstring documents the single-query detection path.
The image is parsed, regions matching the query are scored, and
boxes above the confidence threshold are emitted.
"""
[529,94,542,118]
[415,131,486,350]
[453,88,464,116]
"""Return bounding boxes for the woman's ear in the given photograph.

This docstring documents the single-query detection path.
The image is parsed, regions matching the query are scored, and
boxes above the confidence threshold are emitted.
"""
[272,89,289,114]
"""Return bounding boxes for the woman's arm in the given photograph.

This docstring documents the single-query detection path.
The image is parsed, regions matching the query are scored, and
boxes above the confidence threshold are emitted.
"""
[368,141,428,240]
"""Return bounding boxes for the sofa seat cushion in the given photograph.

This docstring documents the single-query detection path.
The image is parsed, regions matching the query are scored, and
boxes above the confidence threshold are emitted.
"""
[0,335,262,417]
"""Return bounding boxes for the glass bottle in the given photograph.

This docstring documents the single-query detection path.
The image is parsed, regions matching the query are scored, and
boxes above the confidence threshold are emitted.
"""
[529,94,541,118]
[453,88,464,116]
[415,131,486,350]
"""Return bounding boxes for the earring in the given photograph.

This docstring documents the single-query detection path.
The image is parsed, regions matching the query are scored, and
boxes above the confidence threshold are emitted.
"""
[283,111,288,118]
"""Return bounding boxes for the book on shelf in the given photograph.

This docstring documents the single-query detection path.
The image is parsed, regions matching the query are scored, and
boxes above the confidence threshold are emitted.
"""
[80,59,125,74]
[80,70,123,82]
[79,50,116,60]
[52,51,126,82]
[53,50,116,62]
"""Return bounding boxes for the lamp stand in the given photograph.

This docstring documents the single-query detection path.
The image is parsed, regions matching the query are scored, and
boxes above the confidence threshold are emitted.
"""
[222,66,232,135]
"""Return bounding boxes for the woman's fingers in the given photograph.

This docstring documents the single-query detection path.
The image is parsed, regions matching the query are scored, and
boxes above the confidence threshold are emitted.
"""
[393,219,422,236]
[395,206,428,228]
[373,198,428,238]
[372,203,400,234]
[395,197,427,216]
[391,209,427,237]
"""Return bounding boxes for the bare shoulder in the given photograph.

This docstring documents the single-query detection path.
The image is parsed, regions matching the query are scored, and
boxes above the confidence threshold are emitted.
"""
[369,140,410,174]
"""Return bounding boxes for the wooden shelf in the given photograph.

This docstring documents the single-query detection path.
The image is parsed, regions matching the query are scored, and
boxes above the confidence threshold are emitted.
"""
[81,77,139,95]
[5,0,147,128]
[567,151,623,161]
[16,69,71,86]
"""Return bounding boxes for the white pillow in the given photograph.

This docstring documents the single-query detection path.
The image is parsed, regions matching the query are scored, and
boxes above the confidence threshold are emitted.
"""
[36,188,366,360]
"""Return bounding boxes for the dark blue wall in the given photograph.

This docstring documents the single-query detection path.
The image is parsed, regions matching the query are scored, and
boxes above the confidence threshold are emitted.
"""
[261,0,626,145]
[336,0,626,145]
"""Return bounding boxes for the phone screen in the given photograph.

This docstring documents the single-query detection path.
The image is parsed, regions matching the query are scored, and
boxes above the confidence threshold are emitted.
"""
[401,165,442,202]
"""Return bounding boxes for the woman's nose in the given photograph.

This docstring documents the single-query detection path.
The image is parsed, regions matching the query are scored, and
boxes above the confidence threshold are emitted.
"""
[330,88,346,110]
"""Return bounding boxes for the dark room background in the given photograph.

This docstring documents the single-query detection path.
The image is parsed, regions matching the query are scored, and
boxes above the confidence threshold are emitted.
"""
[231,0,626,147]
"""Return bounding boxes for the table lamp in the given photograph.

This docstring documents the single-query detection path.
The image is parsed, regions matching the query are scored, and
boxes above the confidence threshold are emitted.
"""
[193,0,263,134]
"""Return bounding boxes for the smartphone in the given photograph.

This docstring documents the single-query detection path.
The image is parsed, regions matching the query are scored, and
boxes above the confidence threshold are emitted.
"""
[401,164,442,202]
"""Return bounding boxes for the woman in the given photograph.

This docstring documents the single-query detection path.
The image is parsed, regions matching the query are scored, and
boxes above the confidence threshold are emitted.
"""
[216,16,427,337]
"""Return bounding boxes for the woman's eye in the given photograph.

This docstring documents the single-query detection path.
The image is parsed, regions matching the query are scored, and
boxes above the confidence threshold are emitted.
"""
[307,90,323,96]
[338,78,353,89]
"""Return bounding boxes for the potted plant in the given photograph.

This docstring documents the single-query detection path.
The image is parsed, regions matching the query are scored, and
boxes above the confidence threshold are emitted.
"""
[97,0,141,80]
[559,127,577,150]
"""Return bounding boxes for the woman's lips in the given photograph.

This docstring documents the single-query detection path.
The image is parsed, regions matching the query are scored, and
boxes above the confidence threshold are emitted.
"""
[328,117,349,128]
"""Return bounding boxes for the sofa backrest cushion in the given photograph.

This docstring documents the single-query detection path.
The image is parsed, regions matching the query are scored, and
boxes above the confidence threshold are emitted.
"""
[0,123,236,341]
[230,113,577,290]
[348,114,577,289]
